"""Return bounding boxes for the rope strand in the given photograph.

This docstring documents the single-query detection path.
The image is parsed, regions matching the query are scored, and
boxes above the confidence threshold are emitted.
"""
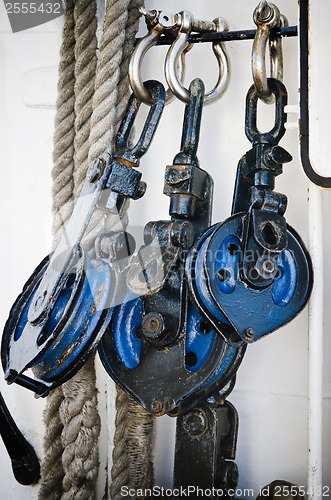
[51,0,76,248]
[39,1,76,497]
[73,0,98,196]
[40,2,155,498]
[58,0,100,498]
[60,357,101,500]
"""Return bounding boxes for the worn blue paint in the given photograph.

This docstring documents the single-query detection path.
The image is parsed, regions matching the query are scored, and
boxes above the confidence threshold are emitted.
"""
[192,229,231,326]
[214,235,241,294]
[273,249,297,307]
[113,292,142,369]
[185,304,216,372]
[29,255,113,382]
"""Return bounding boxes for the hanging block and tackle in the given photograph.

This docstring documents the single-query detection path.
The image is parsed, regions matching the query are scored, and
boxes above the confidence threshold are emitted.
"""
[1,80,165,396]
[187,78,313,346]
[99,78,246,417]
[0,1,313,493]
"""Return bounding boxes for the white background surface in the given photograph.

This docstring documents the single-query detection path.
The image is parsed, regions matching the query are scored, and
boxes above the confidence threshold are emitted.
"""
[0,1,330,498]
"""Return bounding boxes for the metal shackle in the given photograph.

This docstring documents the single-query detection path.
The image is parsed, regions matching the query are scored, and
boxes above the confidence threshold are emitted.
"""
[165,12,230,105]
[129,9,187,105]
[252,1,288,104]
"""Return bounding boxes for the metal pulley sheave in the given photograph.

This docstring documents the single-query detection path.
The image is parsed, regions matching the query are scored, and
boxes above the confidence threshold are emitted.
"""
[99,79,246,416]
[1,81,166,396]
[186,78,313,347]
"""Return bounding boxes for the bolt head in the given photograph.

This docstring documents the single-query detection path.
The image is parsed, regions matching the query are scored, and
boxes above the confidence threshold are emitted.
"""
[150,400,163,413]
[142,312,168,341]
[182,409,207,437]
[217,461,239,490]
[256,255,278,279]
[244,327,255,340]
[144,316,160,334]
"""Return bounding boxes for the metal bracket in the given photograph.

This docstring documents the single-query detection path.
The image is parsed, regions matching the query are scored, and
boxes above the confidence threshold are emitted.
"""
[174,397,239,495]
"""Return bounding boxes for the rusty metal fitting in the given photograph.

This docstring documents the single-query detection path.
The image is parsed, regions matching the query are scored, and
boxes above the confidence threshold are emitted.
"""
[182,408,208,437]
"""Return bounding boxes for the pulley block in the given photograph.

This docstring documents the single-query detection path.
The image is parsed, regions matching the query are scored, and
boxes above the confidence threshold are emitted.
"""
[99,79,246,415]
[186,215,312,345]
[1,81,165,396]
[99,290,246,415]
[187,78,313,345]
[1,246,116,395]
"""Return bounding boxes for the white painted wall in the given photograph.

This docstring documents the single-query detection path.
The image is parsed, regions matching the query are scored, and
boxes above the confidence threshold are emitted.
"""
[0,1,329,498]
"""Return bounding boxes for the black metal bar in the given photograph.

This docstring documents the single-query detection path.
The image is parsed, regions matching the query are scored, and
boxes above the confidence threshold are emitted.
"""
[299,0,331,187]
[136,26,297,46]
[14,373,49,396]
[0,392,40,485]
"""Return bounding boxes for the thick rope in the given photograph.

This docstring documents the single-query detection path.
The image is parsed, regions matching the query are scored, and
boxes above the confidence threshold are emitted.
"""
[126,397,154,490]
[115,0,144,125]
[39,2,76,498]
[85,4,133,492]
[88,0,131,162]
[57,1,100,499]
[51,0,76,248]
[73,0,98,195]
[60,357,101,500]
[81,0,132,251]
[41,1,155,497]
[109,388,130,498]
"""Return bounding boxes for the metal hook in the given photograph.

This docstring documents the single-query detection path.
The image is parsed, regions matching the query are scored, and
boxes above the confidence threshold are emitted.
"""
[165,12,230,105]
[129,9,187,105]
[252,1,285,104]
[115,80,166,164]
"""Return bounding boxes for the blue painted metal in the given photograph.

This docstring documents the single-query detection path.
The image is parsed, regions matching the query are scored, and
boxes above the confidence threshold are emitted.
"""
[186,226,231,327]
[31,253,114,383]
[113,292,142,370]
[186,78,313,346]
[185,304,217,373]
[185,226,243,348]
[188,213,312,344]
[2,248,115,392]
[273,249,297,307]
[214,235,241,294]
[99,295,245,414]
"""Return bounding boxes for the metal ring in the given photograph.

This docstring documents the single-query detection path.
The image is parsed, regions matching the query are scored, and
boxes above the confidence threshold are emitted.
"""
[129,25,186,105]
[245,78,287,146]
[252,2,282,104]
[165,13,230,105]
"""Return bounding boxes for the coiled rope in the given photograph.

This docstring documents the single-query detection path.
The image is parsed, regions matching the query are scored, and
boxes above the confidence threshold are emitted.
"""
[39,0,155,498]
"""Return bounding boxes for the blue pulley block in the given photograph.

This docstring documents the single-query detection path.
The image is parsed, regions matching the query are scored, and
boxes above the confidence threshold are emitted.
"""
[186,79,313,346]
[186,225,243,347]
[1,246,116,396]
[1,80,165,396]
[98,79,246,415]
[187,213,312,345]
[98,290,246,416]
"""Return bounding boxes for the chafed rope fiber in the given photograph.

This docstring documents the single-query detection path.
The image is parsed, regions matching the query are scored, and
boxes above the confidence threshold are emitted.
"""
[39,0,155,498]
